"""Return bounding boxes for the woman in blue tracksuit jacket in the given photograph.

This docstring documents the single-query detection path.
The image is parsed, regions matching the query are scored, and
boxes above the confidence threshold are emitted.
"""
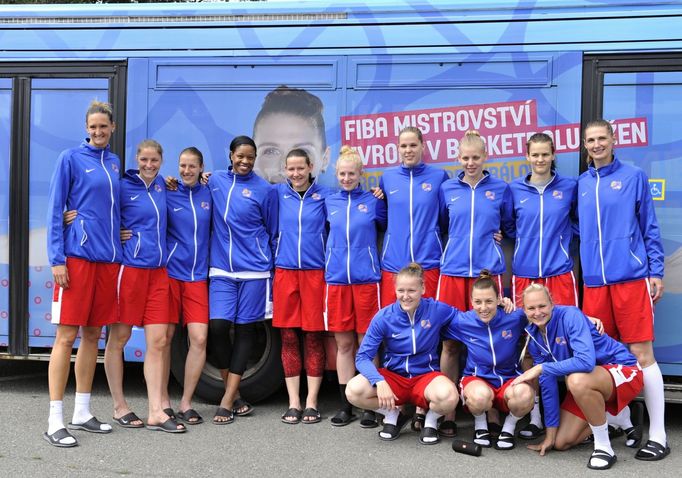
[514,283,643,470]
[578,119,667,461]
[208,135,278,425]
[438,130,514,437]
[346,263,458,444]
[273,148,331,425]
[443,272,534,450]
[44,101,122,447]
[378,126,449,306]
[165,147,212,425]
[104,139,183,433]
[325,145,387,427]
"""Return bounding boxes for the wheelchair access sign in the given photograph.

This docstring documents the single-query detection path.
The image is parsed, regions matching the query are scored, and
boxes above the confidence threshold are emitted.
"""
[649,179,665,201]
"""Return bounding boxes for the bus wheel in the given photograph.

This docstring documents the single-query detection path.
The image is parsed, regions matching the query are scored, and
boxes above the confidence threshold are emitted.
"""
[170,320,283,404]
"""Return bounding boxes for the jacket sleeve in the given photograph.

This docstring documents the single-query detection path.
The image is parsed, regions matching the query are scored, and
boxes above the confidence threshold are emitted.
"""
[374,196,387,232]
[529,340,561,428]
[569,180,580,237]
[500,185,516,238]
[46,151,72,266]
[635,170,664,278]
[438,183,449,234]
[263,185,279,260]
[441,315,461,341]
[355,315,386,386]
[541,308,596,377]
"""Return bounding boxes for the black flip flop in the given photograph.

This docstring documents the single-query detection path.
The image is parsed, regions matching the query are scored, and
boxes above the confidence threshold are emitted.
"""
[360,410,379,428]
[177,409,204,425]
[213,407,234,425]
[587,449,617,470]
[146,417,186,433]
[232,398,254,417]
[330,409,357,427]
[113,412,144,429]
[68,416,112,434]
[43,428,78,448]
[281,408,303,424]
[302,407,321,424]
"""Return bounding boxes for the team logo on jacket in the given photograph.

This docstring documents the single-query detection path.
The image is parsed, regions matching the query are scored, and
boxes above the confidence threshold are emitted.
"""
[242,188,252,198]
[555,336,567,345]
[485,190,495,200]
[501,329,513,339]
[552,190,563,200]
[111,163,119,173]
[311,192,321,201]
[610,180,622,191]
[154,184,163,193]
[201,201,210,210]
[422,182,432,192]
[421,319,432,329]
[357,203,368,213]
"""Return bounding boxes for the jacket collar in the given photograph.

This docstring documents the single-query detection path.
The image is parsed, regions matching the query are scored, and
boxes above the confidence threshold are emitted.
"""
[588,156,620,177]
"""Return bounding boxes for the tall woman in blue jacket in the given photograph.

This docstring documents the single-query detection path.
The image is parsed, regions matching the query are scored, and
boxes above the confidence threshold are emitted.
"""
[438,129,513,436]
[325,146,387,426]
[166,147,212,425]
[346,263,458,444]
[45,101,122,447]
[208,135,277,425]
[273,149,329,424]
[378,126,448,306]
[578,119,667,460]
[514,284,644,470]
[104,140,184,433]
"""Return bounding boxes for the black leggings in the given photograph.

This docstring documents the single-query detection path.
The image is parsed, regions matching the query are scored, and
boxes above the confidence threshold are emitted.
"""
[208,320,258,376]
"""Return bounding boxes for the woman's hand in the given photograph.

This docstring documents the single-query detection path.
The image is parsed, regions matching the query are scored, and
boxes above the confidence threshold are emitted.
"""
[201,172,212,185]
[52,265,69,289]
[165,176,179,191]
[376,380,398,410]
[500,296,515,313]
[63,210,78,226]
[493,230,503,245]
[120,229,133,243]
[513,364,542,386]
[528,427,557,456]
[587,315,605,335]
[650,277,664,303]
[370,187,385,200]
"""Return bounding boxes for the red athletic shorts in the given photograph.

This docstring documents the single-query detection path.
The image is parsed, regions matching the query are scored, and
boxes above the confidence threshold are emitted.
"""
[513,271,578,308]
[325,283,380,334]
[562,364,643,421]
[436,275,503,311]
[380,268,440,307]
[460,376,515,414]
[582,279,654,343]
[117,266,171,327]
[51,257,119,327]
[377,368,444,410]
[273,268,325,331]
[168,278,209,325]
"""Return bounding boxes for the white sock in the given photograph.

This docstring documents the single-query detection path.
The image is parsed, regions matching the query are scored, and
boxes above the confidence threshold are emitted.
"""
[606,406,632,430]
[502,412,522,435]
[376,408,399,426]
[473,412,487,430]
[529,396,543,428]
[72,392,93,424]
[424,409,442,430]
[642,363,667,446]
[48,400,65,435]
[589,422,614,466]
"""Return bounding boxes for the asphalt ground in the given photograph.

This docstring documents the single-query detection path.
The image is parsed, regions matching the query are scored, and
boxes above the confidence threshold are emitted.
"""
[1,360,680,477]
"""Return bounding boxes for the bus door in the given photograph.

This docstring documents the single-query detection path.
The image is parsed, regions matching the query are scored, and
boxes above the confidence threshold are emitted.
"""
[582,54,682,382]
[0,63,125,358]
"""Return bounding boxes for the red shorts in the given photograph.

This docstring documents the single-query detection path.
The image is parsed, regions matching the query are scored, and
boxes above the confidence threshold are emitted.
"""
[117,266,171,327]
[273,268,325,331]
[378,368,444,410]
[582,279,654,343]
[380,268,440,307]
[460,376,515,414]
[168,278,209,325]
[436,274,503,311]
[325,283,380,334]
[562,364,644,421]
[513,272,578,308]
[51,257,120,327]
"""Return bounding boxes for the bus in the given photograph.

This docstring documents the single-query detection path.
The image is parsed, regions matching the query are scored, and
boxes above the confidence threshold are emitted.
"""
[1,0,681,403]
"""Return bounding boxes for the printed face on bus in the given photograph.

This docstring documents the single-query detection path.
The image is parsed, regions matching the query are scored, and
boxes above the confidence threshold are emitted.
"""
[231,144,257,176]
[395,274,424,314]
[285,155,313,192]
[86,112,115,149]
[398,131,424,168]
[336,158,362,191]
[254,113,329,183]
[522,289,554,329]
[583,125,615,165]
[471,286,498,324]
[179,152,203,188]
[526,141,555,177]
[458,144,487,180]
[137,147,162,185]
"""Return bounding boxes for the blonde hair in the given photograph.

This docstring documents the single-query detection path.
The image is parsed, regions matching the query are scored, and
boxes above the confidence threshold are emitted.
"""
[396,262,424,285]
[459,130,487,157]
[335,145,364,172]
[136,139,163,159]
[86,100,114,123]
[521,282,553,304]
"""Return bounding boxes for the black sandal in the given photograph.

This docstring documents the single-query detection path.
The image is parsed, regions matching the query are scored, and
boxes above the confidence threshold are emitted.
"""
[519,423,544,440]
[411,413,426,432]
[177,408,204,425]
[113,412,144,429]
[330,409,357,427]
[495,431,516,450]
[378,413,409,441]
[281,408,302,425]
[635,440,671,461]
[473,429,492,448]
[302,407,321,424]
[438,419,457,438]
[360,410,379,428]
[163,408,177,421]
[232,398,254,417]
[587,449,617,470]
[146,418,186,434]
[625,401,644,448]
[43,428,78,448]
[212,407,235,425]
[67,416,112,434]
[419,426,440,445]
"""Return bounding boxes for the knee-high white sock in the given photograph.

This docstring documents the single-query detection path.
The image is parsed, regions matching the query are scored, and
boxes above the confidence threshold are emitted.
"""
[473,412,487,430]
[642,362,666,446]
[529,396,543,428]
[424,409,442,429]
[606,406,632,430]
[589,422,614,463]
[72,392,94,424]
[48,400,65,435]
[502,411,522,435]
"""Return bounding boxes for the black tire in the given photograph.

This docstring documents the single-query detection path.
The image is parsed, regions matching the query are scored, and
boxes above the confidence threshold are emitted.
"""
[170,320,283,404]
